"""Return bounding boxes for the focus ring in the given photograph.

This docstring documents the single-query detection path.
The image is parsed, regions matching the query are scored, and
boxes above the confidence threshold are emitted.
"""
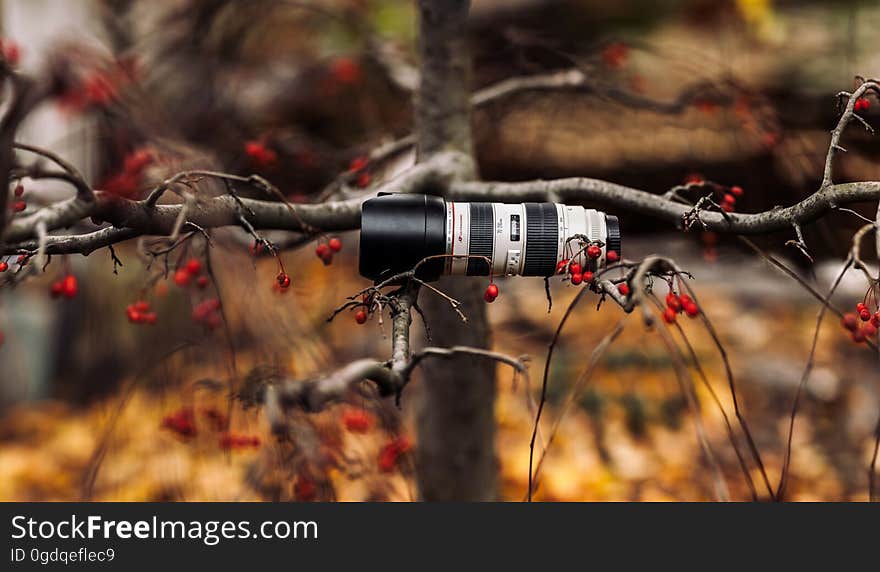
[467,203,494,275]
[523,203,558,276]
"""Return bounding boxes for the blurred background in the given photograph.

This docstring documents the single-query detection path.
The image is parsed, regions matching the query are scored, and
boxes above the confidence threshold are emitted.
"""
[0,0,879,501]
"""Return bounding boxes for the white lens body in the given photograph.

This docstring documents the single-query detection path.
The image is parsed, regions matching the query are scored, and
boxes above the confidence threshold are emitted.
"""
[445,202,609,276]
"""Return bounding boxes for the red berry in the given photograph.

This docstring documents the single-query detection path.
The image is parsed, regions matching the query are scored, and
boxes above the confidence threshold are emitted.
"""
[617,283,630,296]
[851,329,866,344]
[684,302,699,318]
[244,140,277,167]
[587,245,601,259]
[185,259,202,275]
[3,41,20,66]
[842,313,860,331]
[173,268,191,287]
[50,281,63,298]
[331,57,362,85]
[377,437,411,473]
[354,309,367,324]
[859,309,871,322]
[356,172,371,188]
[142,312,157,325]
[721,203,734,213]
[856,302,866,311]
[342,408,372,433]
[569,263,582,275]
[665,292,682,312]
[12,200,25,213]
[486,283,499,298]
[730,185,744,197]
[14,184,24,197]
[133,300,150,312]
[0,261,7,272]
[662,307,677,324]
[679,294,693,307]
[315,243,330,258]
[722,194,736,205]
[61,274,78,298]
[294,475,317,501]
[328,237,342,252]
[862,322,878,338]
[556,259,569,274]
[570,273,583,285]
[871,312,880,328]
[349,156,369,172]
[196,276,209,289]
[276,272,291,289]
[606,250,619,263]
[582,270,594,283]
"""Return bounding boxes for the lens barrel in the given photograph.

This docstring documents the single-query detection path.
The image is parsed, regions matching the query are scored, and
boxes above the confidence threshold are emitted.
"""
[358,194,621,282]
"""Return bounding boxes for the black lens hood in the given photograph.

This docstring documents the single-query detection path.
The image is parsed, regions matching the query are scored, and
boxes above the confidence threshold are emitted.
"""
[359,194,447,282]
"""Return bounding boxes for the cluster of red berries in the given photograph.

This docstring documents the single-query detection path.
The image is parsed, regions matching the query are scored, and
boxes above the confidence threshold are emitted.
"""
[841,303,879,343]
[174,258,207,288]
[49,274,78,299]
[348,156,371,188]
[161,406,254,449]
[719,185,744,213]
[854,97,871,112]
[125,299,157,325]
[191,298,222,330]
[244,139,277,168]
[556,259,593,286]
[662,291,700,324]
[56,60,138,114]
[315,237,343,265]
[219,432,261,450]
[341,407,373,433]
[9,183,25,213]
[483,282,499,303]
[552,245,620,288]
[101,147,154,198]
[682,175,745,214]
[378,436,413,473]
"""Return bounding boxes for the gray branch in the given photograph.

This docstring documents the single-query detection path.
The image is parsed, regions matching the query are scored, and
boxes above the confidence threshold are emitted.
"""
[449,179,880,235]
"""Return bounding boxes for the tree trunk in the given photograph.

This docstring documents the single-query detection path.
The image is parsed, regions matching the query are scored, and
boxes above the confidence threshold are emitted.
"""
[413,0,498,500]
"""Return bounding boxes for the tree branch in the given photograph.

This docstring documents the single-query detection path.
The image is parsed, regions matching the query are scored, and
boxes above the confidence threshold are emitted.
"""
[450,179,880,235]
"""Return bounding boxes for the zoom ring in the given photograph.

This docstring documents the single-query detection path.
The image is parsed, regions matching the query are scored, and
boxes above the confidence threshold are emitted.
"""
[523,203,558,276]
[467,203,494,276]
